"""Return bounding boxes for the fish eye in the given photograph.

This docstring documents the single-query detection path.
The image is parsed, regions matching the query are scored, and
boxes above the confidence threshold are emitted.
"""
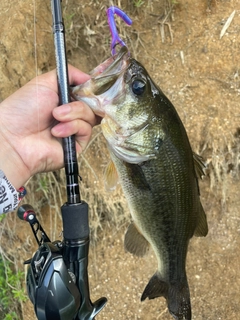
[132,79,146,96]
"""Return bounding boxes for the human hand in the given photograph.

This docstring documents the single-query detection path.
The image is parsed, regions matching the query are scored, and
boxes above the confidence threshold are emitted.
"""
[0,65,100,189]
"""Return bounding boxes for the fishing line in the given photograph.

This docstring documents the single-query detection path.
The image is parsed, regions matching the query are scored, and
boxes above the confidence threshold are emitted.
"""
[33,0,40,155]
[33,0,38,78]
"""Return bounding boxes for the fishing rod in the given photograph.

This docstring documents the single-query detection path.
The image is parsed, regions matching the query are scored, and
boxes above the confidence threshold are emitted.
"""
[17,1,107,319]
[17,2,132,319]
[52,0,80,205]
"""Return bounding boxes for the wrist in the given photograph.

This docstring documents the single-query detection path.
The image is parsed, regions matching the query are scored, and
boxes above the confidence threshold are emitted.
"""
[0,139,31,189]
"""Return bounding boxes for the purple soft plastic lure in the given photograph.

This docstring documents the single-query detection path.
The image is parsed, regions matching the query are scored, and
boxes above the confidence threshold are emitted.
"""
[106,6,132,55]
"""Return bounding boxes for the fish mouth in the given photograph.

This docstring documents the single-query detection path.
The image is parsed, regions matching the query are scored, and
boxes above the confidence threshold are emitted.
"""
[89,46,130,96]
[71,46,130,98]
[90,46,130,79]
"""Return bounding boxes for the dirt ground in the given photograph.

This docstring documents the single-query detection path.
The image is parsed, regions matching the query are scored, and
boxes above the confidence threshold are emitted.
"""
[0,0,240,319]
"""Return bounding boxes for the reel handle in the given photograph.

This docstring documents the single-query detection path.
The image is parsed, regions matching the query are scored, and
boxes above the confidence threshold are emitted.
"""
[17,204,51,244]
[17,204,37,224]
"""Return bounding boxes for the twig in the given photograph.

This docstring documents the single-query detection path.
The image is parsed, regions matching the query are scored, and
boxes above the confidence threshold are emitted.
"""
[150,3,174,43]
[80,154,99,181]
[220,10,236,39]
[157,307,168,319]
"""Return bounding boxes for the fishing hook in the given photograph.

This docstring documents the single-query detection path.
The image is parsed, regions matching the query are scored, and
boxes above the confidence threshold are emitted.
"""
[106,6,132,55]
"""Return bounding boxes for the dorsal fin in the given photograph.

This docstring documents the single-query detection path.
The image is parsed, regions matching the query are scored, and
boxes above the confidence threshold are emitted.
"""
[193,152,206,179]
[194,202,208,237]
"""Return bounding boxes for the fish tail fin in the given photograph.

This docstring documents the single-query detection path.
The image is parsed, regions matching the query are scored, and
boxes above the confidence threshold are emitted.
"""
[168,281,192,320]
[141,273,191,320]
[141,273,168,301]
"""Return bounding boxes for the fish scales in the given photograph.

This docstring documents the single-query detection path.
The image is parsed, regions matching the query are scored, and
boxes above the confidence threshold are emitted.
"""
[72,46,208,320]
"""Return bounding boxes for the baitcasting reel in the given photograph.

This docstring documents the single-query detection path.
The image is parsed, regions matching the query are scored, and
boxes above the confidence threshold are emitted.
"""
[18,204,106,320]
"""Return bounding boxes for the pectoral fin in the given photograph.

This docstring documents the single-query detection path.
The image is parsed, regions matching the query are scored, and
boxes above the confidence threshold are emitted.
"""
[104,160,118,191]
[194,202,208,237]
[124,222,150,257]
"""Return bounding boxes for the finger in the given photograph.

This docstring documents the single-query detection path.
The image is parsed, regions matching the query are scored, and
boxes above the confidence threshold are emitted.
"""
[75,122,92,153]
[51,119,92,139]
[68,64,90,85]
[30,69,58,93]
[53,100,101,127]
[29,65,90,94]
[51,119,92,153]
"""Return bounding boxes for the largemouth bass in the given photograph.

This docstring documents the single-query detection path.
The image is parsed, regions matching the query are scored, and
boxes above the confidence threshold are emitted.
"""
[72,46,208,320]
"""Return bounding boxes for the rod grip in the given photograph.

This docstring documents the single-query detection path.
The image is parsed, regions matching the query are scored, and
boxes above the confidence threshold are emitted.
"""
[61,202,89,240]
